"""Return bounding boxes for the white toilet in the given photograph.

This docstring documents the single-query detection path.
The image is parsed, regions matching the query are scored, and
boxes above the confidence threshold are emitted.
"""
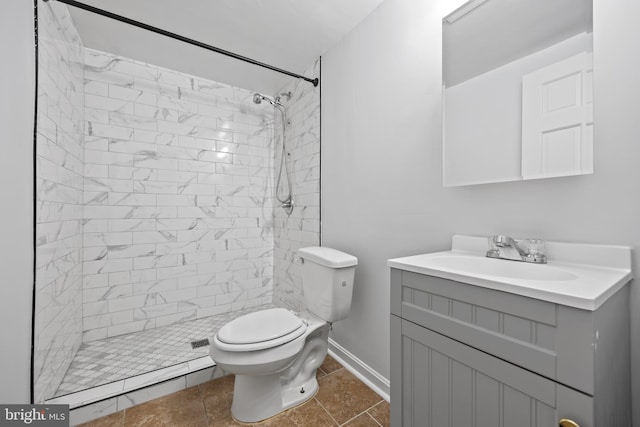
[209,246,358,423]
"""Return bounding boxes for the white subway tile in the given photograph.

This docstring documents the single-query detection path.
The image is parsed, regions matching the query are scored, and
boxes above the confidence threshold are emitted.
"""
[157,119,197,136]
[155,218,199,231]
[83,258,133,275]
[83,273,109,289]
[85,94,134,114]
[132,231,178,244]
[110,111,157,131]
[108,243,156,259]
[133,180,178,194]
[108,295,148,312]
[134,156,179,171]
[87,121,134,140]
[130,269,157,283]
[197,128,233,142]
[133,278,178,295]
[108,270,132,286]
[108,165,156,181]
[84,190,108,205]
[133,303,178,320]
[110,84,154,102]
[156,194,196,207]
[155,242,197,256]
[108,192,157,206]
[134,130,176,145]
[83,205,133,219]
[130,206,178,219]
[108,219,157,232]
[85,136,109,151]
[156,265,198,280]
[85,149,134,167]
[106,319,153,338]
[84,80,109,96]
[133,254,179,270]
[156,169,198,183]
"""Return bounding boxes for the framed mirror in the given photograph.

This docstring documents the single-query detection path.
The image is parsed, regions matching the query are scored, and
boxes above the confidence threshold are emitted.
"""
[442,0,593,187]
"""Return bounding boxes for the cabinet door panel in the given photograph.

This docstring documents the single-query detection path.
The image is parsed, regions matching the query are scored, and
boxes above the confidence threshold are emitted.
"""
[392,317,593,427]
[451,360,473,427]
[404,331,430,424]
[502,385,532,426]
[475,373,500,426]
[431,350,450,426]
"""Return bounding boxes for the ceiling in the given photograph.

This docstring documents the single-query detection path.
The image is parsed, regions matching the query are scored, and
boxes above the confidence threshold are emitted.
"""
[66,0,386,95]
[443,0,593,87]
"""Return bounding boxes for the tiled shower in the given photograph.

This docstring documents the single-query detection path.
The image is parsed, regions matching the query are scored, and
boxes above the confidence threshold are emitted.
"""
[34,1,320,404]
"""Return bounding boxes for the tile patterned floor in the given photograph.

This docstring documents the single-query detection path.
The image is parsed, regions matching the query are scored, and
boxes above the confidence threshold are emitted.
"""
[78,355,390,427]
[55,304,275,397]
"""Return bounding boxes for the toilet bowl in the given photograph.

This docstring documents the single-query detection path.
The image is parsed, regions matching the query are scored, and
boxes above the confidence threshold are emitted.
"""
[211,309,329,422]
[209,246,358,423]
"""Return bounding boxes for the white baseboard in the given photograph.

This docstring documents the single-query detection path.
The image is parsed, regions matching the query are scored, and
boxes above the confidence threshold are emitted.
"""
[327,338,390,402]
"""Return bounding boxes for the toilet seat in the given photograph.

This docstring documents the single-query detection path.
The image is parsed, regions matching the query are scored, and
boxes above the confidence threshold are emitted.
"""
[214,308,307,352]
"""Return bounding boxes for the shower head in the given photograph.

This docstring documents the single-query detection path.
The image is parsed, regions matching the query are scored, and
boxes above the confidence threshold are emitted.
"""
[253,93,265,104]
[253,92,283,108]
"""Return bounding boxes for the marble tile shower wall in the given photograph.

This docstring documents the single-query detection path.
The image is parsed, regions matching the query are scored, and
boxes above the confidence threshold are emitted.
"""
[35,2,85,403]
[272,59,321,311]
[81,48,275,341]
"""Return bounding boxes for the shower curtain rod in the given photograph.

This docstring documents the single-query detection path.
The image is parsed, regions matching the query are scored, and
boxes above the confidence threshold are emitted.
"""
[42,0,319,87]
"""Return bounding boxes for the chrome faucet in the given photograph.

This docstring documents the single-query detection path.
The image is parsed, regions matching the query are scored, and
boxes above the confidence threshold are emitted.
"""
[486,235,547,264]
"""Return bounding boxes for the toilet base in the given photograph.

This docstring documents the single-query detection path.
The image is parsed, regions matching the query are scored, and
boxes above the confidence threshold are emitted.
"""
[229,320,330,423]
[231,373,319,423]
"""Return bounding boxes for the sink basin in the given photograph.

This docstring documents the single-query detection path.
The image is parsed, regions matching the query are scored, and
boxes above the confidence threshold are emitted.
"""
[429,254,578,281]
[387,235,633,310]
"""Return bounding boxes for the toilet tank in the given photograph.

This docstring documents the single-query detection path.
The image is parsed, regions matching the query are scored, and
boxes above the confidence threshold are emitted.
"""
[298,246,358,323]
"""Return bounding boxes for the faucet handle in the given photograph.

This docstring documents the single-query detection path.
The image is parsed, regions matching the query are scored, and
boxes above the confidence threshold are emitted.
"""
[524,239,547,263]
[486,236,501,258]
[526,239,545,255]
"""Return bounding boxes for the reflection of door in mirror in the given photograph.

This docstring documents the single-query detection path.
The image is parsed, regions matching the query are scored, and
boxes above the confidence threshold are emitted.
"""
[521,52,593,179]
[442,0,593,187]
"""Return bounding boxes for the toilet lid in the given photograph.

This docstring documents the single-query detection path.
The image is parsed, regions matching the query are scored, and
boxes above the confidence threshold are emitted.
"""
[216,308,305,349]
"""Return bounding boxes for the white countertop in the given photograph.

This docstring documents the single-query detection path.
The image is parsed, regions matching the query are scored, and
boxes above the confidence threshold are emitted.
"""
[388,235,633,311]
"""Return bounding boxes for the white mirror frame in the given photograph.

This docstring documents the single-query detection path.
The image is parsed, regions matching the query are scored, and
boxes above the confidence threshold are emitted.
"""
[442,0,593,187]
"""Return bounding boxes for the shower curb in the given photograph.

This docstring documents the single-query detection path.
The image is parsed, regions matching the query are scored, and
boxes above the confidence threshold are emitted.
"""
[47,356,222,426]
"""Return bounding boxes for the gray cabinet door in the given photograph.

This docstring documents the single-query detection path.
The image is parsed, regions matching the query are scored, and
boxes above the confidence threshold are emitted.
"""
[390,315,593,427]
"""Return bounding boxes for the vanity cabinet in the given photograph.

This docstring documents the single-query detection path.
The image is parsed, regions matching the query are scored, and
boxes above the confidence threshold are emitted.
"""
[390,269,630,427]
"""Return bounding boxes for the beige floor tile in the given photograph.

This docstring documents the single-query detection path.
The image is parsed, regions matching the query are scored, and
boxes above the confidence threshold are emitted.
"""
[258,398,338,427]
[367,401,390,427]
[315,369,383,425]
[320,355,343,374]
[208,415,251,427]
[342,412,382,426]
[317,367,328,378]
[199,375,241,426]
[78,411,125,427]
[79,355,388,427]
[123,386,207,427]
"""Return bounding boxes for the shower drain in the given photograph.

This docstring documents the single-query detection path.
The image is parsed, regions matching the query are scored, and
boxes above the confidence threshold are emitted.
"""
[190,338,210,349]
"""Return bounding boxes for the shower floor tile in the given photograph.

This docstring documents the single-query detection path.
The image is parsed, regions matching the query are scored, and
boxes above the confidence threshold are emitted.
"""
[54,304,276,398]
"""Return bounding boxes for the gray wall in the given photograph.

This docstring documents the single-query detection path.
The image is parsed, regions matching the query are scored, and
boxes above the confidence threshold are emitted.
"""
[0,0,36,403]
[322,0,640,424]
